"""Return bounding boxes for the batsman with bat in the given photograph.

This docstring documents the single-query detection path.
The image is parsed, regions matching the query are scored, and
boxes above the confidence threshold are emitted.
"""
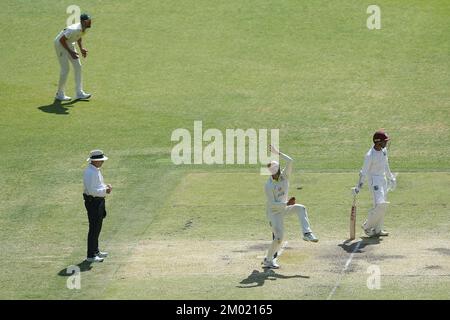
[352,130,397,237]
[262,145,318,269]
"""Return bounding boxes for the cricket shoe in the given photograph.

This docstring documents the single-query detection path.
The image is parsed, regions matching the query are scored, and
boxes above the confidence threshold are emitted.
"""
[86,256,104,263]
[362,226,377,237]
[96,251,109,258]
[76,91,92,100]
[55,93,71,101]
[262,257,280,269]
[303,232,319,242]
[375,230,389,237]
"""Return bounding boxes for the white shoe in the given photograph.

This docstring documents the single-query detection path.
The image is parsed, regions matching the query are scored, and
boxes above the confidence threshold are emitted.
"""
[362,226,377,237]
[86,256,104,263]
[303,232,319,242]
[262,257,280,269]
[376,230,389,237]
[55,93,71,101]
[96,251,108,258]
[76,91,92,99]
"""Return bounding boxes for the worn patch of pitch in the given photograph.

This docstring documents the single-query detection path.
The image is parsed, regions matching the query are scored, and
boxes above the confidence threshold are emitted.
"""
[114,238,450,283]
[114,240,330,279]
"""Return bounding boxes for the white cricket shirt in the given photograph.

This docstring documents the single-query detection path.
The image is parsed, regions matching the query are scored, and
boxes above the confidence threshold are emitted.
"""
[83,164,107,197]
[55,23,85,44]
[360,146,394,180]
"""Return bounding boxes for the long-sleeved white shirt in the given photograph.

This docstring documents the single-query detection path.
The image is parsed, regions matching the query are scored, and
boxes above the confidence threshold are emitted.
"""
[83,164,107,197]
[359,146,394,186]
[265,152,293,214]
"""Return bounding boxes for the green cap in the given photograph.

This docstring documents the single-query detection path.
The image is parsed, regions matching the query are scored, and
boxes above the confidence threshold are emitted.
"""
[80,13,91,21]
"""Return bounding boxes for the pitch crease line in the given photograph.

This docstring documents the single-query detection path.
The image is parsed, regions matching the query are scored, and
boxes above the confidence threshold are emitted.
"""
[327,240,362,300]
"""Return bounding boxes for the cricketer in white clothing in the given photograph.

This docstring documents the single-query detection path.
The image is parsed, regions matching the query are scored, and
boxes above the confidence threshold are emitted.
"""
[353,130,396,237]
[54,13,92,101]
[262,145,318,269]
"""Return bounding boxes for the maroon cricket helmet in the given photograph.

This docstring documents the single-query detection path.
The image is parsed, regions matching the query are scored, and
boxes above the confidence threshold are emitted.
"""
[373,130,390,143]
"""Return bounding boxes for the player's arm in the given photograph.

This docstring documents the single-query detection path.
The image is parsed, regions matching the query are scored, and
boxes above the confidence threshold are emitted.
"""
[384,150,394,180]
[280,152,293,178]
[353,153,371,194]
[77,38,88,58]
[384,151,396,190]
[59,35,79,59]
[270,145,293,178]
[265,183,287,210]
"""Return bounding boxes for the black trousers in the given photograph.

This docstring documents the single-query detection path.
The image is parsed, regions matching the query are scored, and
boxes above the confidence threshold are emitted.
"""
[83,194,107,258]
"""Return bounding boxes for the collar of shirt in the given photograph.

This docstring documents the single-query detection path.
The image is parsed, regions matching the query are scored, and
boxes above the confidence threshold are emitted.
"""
[372,146,382,153]
[371,147,387,155]
[270,176,283,184]
[89,163,100,171]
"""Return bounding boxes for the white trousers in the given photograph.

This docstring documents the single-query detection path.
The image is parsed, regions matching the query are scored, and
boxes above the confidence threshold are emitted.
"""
[54,42,83,94]
[364,175,389,233]
[266,204,313,260]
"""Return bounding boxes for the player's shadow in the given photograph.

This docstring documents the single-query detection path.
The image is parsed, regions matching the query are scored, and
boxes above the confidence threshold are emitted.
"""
[57,260,94,276]
[237,269,309,288]
[339,237,382,253]
[38,99,89,115]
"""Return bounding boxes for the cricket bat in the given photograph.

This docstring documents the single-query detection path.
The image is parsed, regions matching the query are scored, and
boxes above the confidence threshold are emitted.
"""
[350,194,357,240]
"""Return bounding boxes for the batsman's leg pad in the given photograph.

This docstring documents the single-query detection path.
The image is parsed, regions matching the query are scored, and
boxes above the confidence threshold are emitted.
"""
[374,203,388,233]
[365,203,388,231]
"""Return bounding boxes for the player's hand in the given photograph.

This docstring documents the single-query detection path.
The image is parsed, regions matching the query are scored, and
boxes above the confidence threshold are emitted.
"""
[351,187,359,196]
[269,144,280,155]
[388,177,396,191]
[81,48,88,58]
[69,51,79,59]
[287,197,296,206]
[106,184,112,194]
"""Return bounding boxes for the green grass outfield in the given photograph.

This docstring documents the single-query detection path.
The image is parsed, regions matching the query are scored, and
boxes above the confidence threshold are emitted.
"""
[0,0,449,299]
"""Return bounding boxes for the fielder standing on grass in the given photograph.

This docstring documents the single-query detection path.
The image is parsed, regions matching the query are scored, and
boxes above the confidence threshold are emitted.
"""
[83,150,112,263]
[352,130,396,237]
[54,13,92,101]
[262,145,318,269]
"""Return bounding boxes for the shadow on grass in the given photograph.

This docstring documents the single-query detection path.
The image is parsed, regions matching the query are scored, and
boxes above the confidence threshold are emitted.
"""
[237,269,309,288]
[38,99,89,115]
[339,237,383,253]
[57,260,94,277]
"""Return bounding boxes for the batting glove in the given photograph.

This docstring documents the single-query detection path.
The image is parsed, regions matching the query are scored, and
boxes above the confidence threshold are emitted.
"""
[388,177,397,191]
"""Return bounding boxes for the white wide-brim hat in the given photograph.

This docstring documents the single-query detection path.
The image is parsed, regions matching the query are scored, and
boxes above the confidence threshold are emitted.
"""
[268,160,280,175]
[87,149,109,162]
